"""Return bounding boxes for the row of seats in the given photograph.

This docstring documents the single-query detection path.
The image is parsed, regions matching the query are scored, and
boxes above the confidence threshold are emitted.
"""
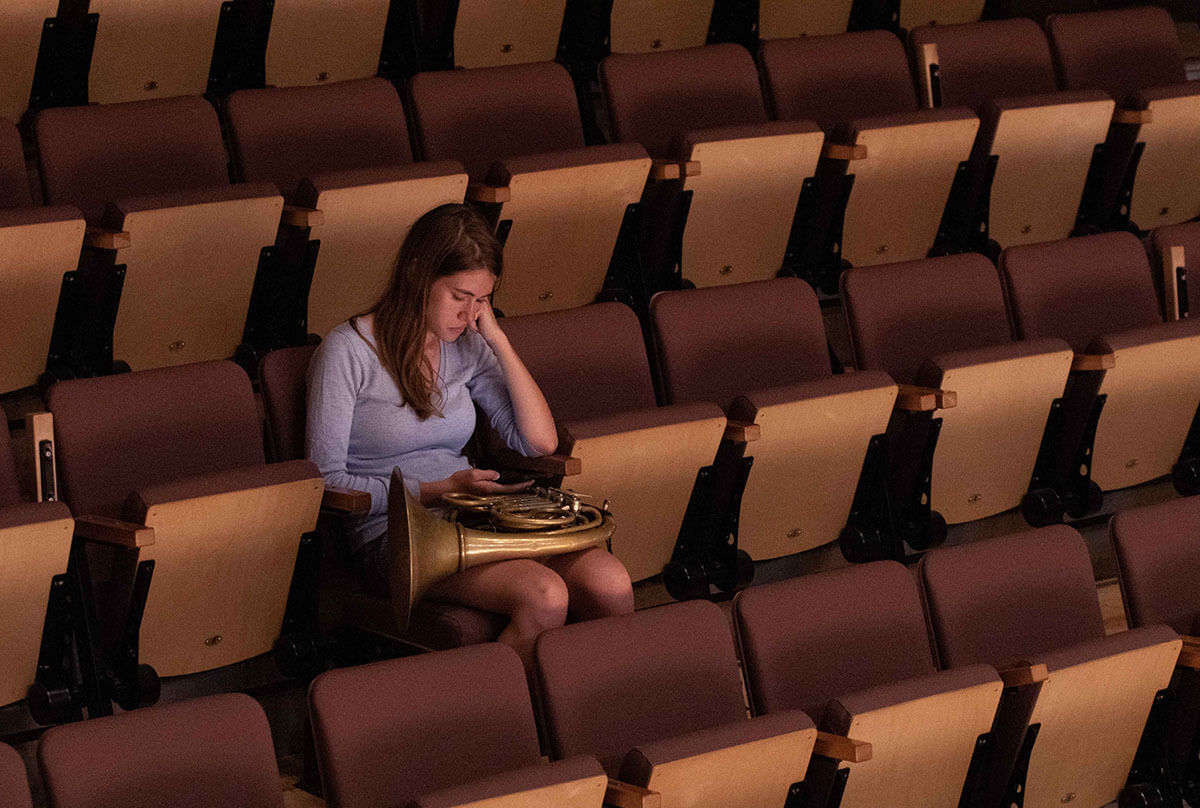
[6,505,1200,807]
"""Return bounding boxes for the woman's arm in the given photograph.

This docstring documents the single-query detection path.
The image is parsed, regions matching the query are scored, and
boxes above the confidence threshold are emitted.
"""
[470,300,559,456]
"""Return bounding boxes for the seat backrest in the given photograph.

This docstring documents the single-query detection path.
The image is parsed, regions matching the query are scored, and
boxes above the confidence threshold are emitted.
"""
[260,345,318,463]
[309,643,542,808]
[1150,221,1200,320]
[46,361,264,518]
[0,742,31,808]
[919,525,1105,669]
[0,118,31,209]
[409,61,585,180]
[842,253,1012,384]
[999,232,1163,352]
[1046,7,1187,103]
[225,78,414,201]
[499,303,658,422]
[650,278,830,409]
[35,96,229,223]
[735,560,936,719]
[534,600,748,763]
[1112,497,1200,635]
[0,421,20,507]
[909,18,1060,110]
[600,44,769,158]
[38,693,282,808]
[759,31,919,128]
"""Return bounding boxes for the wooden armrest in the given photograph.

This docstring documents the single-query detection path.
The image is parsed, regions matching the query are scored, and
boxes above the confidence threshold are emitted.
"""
[649,159,682,181]
[322,485,371,515]
[813,731,872,763]
[281,204,324,228]
[1113,108,1152,125]
[84,226,131,250]
[25,411,57,503]
[896,384,956,412]
[493,449,582,477]
[998,663,1049,688]
[1179,646,1200,670]
[466,183,512,204]
[680,160,700,177]
[723,420,761,443]
[822,143,867,162]
[75,515,154,548]
[1071,353,1115,372]
[605,779,661,808]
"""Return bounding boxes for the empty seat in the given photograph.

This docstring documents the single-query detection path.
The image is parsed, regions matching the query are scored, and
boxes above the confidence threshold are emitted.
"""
[1047,6,1200,231]
[35,96,282,372]
[0,742,31,808]
[0,2,55,122]
[39,693,282,808]
[601,44,823,289]
[86,0,221,104]
[1001,232,1200,493]
[264,0,390,87]
[756,0,854,39]
[258,345,506,649]
[897,0,984,29]
[310,643,608,808]
[47,361,323,677]
[908,19,1113,250]
[410,61,649,316]
[650,278,896,560]
[609,0,714,53]
[1149,221,1199,321]
[920,525,1182,808]
[734,562,1002,808]
[842,253,1073,524]
[500,303,726,582]
[759,31,978,276]
[451,0,568,68]
[535,600,819,807]
[226,77,467,339]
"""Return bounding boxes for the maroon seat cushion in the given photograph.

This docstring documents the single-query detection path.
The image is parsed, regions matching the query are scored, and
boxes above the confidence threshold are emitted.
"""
[0,742,31,808]
[38,693,281,808]
[309,643,542,808]
[410,61,585,180]
[1150,221,1200,320]
[735,561,936,719]
[260,344,318,463]
[842,253,1012,384]
[1046,7,1187,104]
[759,31,919,128]
[650,278,830,410]
[600,44,769,157]
[0,118,31,209]
[225,77,414,201]
[500,303,658,422]
[535,600,747,764]
[1000,231,1163,352]
[47,361,263,518]
[919,525,1105,670]
[35,96,229,223]
[1112,496,1200,635]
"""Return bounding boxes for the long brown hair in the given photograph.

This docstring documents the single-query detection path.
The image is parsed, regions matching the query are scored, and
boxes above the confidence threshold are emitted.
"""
[358,204,502,419]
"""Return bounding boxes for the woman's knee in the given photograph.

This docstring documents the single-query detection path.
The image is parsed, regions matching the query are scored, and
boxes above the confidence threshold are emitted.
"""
[561,550,634,619]
[512,566,570,628]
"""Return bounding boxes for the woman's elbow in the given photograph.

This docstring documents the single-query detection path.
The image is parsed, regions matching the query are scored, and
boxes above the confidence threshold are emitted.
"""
[527,432,559,457]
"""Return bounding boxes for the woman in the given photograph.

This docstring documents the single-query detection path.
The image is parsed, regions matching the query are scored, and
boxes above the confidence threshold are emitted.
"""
[307,204,634,661]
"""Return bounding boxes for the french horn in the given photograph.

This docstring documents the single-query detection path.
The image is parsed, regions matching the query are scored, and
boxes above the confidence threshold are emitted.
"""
[387,468,615,630]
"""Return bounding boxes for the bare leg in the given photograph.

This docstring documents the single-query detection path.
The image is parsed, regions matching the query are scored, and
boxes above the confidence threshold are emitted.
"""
[426,558,569,664]
[544,548,634,621]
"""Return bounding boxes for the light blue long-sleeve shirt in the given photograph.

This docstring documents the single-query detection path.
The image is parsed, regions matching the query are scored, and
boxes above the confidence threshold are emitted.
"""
[306,319,536,552]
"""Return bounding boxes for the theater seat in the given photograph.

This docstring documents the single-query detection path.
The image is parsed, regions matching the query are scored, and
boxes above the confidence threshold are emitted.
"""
[226,77,467,341]
[263,0,390,87]
[908,18,1112,251]
[920,526,1182,808]
[756,0,854,39]
[47,361,323,677]
[1001,232,1200,494]
[451,0,568,68]
[0,1,54,123]
[0,742,31,808]
[410,61,649,316]
[310,644,609,808]
[35,96,282,373]
[1047,7,1200,231]
[608,0,714,53]
[842,253,1074,525]
[734,562,1002,808]
[1149,221,1199,322]
[535,600,822,807]
[500,303,726,583]
[650,278,895,562]
[258,345,506,650]
[38,693,283,808]
[601,44,823,290]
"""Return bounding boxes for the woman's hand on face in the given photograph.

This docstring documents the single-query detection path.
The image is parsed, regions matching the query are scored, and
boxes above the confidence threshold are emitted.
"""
[469,298,505,347]
[448,467,532,495]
